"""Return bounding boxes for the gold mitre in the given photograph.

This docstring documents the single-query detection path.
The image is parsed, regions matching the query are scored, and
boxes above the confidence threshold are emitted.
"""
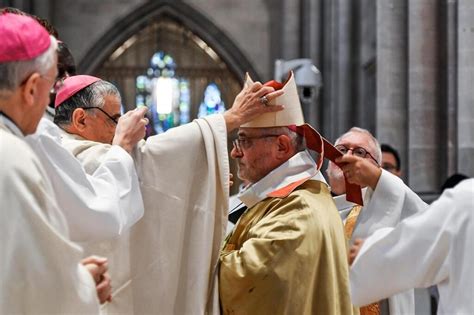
[241,71,305,128]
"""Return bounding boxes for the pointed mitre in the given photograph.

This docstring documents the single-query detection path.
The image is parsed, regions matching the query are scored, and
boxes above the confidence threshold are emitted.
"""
[242,71,305,128]
[241,72,364,206]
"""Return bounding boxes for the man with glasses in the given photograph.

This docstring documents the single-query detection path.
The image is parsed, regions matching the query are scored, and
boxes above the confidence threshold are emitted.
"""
[381,143,402,177]
[326,127,427,315]
[0,13,102,313]
[52,73,284,314]
[54,75,122,146]
[219,73,354,315]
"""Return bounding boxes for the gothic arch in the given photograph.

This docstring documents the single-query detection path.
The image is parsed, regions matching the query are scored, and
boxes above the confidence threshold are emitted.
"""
[78,0,260,81]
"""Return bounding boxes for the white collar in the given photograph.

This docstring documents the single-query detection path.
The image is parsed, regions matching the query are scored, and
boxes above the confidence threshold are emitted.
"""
[0,113,23,137]
[333,187,371,211]
[238,150,328,208]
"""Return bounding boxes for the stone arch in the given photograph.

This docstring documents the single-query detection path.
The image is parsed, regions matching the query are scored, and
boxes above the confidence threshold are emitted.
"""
[78,0,260,81]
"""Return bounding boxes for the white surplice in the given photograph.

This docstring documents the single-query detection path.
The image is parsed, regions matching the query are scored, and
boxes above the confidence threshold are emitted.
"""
[25,118,144,242]
[351,178,474,315]
[333,170,428,314]
[0,115,99,314]
[60,114,229,314]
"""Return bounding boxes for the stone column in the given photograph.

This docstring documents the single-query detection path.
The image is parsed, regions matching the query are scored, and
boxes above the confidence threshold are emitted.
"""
[321,0,353,141]
[408,0,444,191]
[376,0,408,180]
[457,0,474,176]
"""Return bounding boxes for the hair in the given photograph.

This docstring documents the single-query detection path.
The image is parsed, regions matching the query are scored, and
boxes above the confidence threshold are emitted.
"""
[440,173,469,193]
[1,7,59,38]
[258,126,306,152]
[54,80,121,127]
[0,35,58,95]
[381,143,401,170]
[57,42,76,78]
[335,127,382,165]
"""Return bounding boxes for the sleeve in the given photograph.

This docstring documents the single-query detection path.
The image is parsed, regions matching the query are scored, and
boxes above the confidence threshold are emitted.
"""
[350,187,460,306]
[0,137,99,314]
[26,127,144,242]
[353,170,428,239]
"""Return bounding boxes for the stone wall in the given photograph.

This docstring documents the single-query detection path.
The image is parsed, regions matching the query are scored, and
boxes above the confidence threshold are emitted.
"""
[5,0,473,197]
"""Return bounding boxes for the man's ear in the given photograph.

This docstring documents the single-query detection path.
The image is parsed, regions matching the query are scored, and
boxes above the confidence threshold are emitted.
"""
[276,135,293,159]
[21,73,41,107]
[71,108,88,131]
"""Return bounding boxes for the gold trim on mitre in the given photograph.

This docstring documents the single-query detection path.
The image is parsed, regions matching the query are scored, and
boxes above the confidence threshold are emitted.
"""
[241,71,305,128]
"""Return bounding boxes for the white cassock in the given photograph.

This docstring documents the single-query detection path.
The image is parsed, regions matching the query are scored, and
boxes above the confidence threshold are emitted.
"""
[351,178,474,315]
[60,114,229,314]
[25,118,144,242]
[334,170,428,314]
[0,115,99,314]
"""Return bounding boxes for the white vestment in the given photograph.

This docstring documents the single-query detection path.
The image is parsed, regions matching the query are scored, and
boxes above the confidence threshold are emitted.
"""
[334,170,428,314]
[60,114,229,314]
[25,118,144,242]
[0,115,99,314]
[351,179,474,315]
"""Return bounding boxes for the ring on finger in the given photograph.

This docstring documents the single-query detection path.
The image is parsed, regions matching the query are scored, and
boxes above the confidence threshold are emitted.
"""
[259,95,269,106]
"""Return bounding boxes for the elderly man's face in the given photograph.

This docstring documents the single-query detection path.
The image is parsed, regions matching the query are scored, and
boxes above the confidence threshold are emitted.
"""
[81,94,121,144]
[327,131,378,195]
[231,128,280,184]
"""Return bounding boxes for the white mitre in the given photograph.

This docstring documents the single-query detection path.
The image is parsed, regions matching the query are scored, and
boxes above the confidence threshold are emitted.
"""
[242,71,304,128]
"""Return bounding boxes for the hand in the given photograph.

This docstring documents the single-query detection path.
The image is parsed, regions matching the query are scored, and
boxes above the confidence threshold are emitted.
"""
[223,82,285,132]
[113,107,149,153]
[96,272,112,304]
[81,256,112,304]
[335,155,382,190]
[348,238,365,265]
[229,173,234,188]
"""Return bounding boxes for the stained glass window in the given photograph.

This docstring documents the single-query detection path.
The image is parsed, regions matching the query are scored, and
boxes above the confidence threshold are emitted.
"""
[198,83,225,118]
[136,51,190,135]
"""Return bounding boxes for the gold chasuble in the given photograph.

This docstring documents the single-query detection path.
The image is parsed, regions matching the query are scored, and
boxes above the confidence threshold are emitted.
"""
[219,152,354,315]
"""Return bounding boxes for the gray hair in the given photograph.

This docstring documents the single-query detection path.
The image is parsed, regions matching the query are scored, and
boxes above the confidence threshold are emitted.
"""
[335,127,382,164]
[258,126,306,152]
[54,80,121,127]
[0,35,58,95]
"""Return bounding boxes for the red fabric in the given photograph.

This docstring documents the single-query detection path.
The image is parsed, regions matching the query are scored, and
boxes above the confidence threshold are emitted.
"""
[263,80,284,90]
[289,124,364,206]
[263,73,292,91]
[55,75,101,108]
[0,13,51,62]
[267,177,311,198]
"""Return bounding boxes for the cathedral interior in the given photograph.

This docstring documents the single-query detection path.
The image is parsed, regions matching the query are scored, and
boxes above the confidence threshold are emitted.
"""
[3,0,473,201]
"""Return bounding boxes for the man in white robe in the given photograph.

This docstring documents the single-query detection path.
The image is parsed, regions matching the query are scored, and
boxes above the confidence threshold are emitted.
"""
[51,74,284,314]
[0,13,104,313]
[326,127,427,314]
[348,178,473,315]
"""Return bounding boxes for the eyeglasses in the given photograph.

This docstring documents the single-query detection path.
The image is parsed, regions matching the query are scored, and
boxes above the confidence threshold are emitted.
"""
[82,106,120,124]
[232,135,279,153]
[36,74,64,94]
[382,163,398,172]
[335,144,379,163]
[50,77,65,94]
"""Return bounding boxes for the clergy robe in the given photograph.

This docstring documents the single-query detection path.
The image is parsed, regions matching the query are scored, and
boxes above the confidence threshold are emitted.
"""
[350,179,474,315]
[334,169,428,314]
[25,118,144,242]
[59,114,229,314]
[220,151,354,315]
[0,116,99,314]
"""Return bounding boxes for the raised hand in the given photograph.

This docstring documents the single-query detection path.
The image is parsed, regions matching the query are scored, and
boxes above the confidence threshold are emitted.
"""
[223,82,285,132]
[336,154,382,190]
[113,107,149,153]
